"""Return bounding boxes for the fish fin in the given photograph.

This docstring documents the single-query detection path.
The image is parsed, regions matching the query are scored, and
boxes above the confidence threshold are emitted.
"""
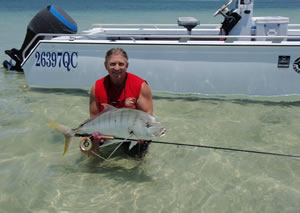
[101,104,117,112]
[129,141,137,150]
[47,123,73,156]
[63,136,72,156]
[106,134,133,160]
[76,104,117,129]
[101,133,133,148]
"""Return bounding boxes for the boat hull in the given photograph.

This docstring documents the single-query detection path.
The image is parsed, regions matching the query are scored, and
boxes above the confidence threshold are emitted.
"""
[23,41,300,96]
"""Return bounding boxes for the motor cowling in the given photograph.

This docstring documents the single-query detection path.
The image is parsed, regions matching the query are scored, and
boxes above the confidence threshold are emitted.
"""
[3,5,77,72]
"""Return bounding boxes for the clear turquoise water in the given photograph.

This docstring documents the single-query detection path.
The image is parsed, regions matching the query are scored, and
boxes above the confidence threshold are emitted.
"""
[1,1,300,212]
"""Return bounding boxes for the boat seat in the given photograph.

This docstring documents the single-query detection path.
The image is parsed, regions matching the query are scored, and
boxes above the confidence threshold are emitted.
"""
[177,17,200,35]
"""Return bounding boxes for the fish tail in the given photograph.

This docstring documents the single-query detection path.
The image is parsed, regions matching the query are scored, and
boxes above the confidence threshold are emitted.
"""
[47,123,74,156]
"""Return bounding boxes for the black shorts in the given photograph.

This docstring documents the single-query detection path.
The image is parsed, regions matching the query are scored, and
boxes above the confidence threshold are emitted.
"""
[121,141,150,158]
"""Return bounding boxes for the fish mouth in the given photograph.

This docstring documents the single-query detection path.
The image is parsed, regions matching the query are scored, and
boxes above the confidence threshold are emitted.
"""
[159,128,167,137]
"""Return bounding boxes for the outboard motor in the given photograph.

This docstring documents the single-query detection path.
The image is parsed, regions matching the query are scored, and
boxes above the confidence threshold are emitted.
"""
[3,5,77,72]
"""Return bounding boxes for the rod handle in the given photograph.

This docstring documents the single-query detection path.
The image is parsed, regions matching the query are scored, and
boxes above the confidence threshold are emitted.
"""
[100,135,115,140]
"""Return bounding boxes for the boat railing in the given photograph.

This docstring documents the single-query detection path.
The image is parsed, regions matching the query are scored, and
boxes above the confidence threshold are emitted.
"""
[288,24,300,28]
[91,23,222,29]
[90,23,300,31]
[22,32,300,64]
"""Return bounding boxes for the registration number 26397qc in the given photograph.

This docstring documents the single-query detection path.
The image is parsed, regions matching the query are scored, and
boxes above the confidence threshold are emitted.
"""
[35,51,78,71]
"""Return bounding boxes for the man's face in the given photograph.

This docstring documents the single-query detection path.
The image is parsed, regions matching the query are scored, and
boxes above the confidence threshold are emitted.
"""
[105,54,128,85]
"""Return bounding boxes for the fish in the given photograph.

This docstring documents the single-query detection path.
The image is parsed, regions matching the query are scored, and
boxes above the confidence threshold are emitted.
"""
[47,104,166,155]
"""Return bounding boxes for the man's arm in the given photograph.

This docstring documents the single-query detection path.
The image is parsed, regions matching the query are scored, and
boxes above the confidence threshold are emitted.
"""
[89,85,101,118]
[136,82,153,115]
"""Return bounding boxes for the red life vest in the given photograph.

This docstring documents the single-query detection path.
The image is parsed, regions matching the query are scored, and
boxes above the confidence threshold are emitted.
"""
[94,72,145,111]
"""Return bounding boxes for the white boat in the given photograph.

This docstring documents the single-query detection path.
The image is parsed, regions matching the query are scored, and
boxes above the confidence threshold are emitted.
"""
[6,0,300,96]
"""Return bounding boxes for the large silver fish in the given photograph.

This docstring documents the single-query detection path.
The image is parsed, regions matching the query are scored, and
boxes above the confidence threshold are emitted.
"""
[48,104,166,155]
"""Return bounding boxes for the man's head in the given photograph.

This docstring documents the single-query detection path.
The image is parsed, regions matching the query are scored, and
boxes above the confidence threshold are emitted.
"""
[105,48,128,62]
[104,48,129,85]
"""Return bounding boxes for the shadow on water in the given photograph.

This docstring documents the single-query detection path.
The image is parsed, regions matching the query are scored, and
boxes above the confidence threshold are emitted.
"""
[51,154,153,183]
[152,93,300,107]
[86,158,153,183]
[30,87,89,97]
[21,86,300,107]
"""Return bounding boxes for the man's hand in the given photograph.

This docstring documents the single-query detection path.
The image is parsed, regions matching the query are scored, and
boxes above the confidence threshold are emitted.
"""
[137,139,151,144]
[91,132,105,145]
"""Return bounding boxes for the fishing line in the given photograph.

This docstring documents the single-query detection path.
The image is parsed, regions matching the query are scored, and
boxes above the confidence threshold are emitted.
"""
[90,150,108,161]
[74,134,300,159]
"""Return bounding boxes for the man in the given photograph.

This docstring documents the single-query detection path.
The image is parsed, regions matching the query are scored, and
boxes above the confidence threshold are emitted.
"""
[87,48,153,157]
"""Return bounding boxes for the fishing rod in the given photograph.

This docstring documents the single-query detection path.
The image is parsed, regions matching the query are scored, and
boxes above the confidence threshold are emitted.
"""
[74,134,300,159]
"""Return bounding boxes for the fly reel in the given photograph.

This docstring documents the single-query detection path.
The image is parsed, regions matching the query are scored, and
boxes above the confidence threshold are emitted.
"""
[79,138,93,152]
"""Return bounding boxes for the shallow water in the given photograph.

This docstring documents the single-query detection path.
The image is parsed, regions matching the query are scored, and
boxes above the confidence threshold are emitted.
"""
[1,0,300,212]
[1,70,300,212]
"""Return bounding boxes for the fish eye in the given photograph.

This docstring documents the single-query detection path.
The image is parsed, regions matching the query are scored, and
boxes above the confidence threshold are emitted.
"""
[146,122,152,128]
